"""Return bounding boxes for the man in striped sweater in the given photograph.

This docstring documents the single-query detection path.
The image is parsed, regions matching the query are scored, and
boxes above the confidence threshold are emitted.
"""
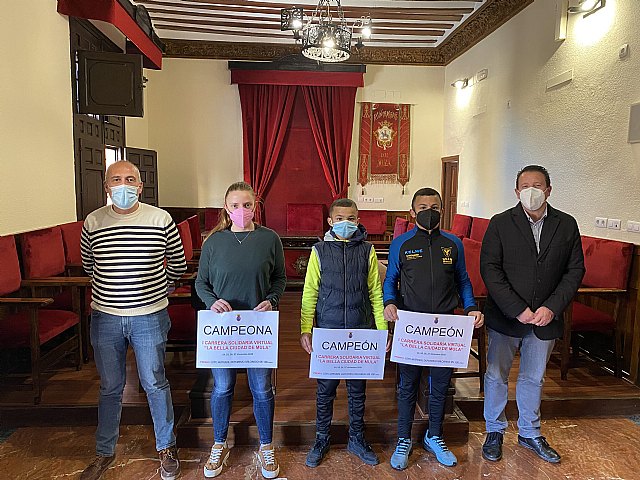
[80,161,187,480]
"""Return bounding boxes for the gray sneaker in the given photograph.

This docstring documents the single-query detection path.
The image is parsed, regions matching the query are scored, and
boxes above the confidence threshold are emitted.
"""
[80,455,116,480]
[390,438,413,470]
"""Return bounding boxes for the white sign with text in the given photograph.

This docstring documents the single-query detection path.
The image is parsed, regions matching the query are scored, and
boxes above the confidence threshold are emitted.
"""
[309,328,388,380]
[390,310,474,368]
[196,310,279,369]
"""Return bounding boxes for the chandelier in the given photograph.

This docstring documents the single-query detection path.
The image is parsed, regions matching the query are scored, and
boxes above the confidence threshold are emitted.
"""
[281,1,372,63]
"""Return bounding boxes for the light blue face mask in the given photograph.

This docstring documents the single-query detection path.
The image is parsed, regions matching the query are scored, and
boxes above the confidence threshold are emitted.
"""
[332,220,358,239]
[110,184,139,210]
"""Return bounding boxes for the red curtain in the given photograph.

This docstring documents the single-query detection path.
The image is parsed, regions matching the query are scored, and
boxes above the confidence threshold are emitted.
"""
[302,86,357,200]
[238,84,297,223]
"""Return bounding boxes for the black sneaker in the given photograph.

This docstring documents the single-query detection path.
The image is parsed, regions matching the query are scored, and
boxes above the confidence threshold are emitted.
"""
[482,432,503,462]
[347,434,379,465]
[518,435,561,463]
[305,436,330,467]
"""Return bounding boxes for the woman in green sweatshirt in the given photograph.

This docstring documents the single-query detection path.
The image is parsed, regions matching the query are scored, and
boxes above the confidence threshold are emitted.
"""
[195,181,286,479]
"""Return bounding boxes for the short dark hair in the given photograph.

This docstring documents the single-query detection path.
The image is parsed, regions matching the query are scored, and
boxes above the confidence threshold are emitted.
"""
[516,165,551,189]
[329,198,358,216]
[411,188,442,211]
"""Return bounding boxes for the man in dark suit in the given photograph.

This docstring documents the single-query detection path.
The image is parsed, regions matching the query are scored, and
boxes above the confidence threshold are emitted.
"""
[480,165,584,464]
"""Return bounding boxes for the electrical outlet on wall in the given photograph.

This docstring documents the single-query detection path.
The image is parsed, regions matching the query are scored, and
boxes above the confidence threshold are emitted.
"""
[607,218,621,230]
[595,217,607,228]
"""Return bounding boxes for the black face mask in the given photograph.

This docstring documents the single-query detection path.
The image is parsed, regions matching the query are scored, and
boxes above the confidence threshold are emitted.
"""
[416,209,441,231]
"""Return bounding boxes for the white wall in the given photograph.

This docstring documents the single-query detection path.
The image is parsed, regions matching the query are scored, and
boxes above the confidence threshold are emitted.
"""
[141,60,444,210]
[143,59,244,207]
[444,0,640,242]
[0,3,76,235]
[349,65,445,211]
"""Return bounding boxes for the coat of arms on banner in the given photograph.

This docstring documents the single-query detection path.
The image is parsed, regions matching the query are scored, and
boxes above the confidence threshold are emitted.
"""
[358,102,411,193]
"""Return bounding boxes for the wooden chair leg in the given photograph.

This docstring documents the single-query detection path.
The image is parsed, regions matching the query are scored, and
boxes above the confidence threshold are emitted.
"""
[614,327,623,378]
[561,308,573,380]
[29,308,42,405]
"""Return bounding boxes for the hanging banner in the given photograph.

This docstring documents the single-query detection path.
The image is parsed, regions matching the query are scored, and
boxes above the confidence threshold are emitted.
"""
[196,310,279,369]
[309,328,388,380]
[390,310,474,368]
[358,102,411,191]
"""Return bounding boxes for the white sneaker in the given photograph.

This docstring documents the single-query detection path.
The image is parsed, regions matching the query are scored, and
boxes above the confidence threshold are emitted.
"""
[204,442,230,478]
[257,443,280,479]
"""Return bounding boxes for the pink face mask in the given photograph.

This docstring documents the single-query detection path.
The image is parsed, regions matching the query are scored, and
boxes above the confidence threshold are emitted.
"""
[228,207,254,229]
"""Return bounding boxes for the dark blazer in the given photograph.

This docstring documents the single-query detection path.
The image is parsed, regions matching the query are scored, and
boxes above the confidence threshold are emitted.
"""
[480,204,585,340]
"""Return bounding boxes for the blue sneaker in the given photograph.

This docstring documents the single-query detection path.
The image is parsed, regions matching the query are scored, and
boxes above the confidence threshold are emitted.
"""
[390,438,413,470]
[423,434,457,466]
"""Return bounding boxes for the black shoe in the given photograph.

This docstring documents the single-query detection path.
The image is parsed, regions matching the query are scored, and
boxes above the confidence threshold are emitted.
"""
[518,435,561,463]
[482,432,503,462]
[306,436,330,467]
[347,435,379,465]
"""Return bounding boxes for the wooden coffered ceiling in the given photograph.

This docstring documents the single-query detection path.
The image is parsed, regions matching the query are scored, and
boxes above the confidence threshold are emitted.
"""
[133,0,533,65]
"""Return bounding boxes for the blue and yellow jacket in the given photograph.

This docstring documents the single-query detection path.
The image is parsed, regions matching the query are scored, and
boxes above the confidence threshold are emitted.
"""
[383,227,477,314]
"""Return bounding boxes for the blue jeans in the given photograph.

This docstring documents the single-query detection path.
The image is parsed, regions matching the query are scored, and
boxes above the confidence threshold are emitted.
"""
[90,309,175,455]
[484,328,555,438]
[211,368,274,444]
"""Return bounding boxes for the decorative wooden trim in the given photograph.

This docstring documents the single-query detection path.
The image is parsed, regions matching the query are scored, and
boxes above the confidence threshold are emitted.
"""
[161,0,532,66]
[438,0,534,64]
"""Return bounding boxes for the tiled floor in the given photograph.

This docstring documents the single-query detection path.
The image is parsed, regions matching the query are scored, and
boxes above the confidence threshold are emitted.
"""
[1,418,639,479]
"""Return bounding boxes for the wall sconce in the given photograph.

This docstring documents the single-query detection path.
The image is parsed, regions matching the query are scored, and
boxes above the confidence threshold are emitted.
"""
[451,78,469,89]
[568,0,606,18]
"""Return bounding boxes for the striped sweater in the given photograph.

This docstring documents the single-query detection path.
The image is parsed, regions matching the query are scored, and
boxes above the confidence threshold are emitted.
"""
[81,203,187,316]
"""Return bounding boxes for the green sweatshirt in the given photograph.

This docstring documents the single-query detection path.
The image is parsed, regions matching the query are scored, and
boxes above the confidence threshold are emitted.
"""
[195,226,286,310]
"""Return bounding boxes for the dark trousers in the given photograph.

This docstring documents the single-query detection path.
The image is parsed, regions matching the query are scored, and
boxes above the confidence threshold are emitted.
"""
[316,379,366,437]
[397,363,453,439]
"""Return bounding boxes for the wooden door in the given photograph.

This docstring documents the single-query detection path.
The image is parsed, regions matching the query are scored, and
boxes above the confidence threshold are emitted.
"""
[441,156,459,231]
[126,148,159,206]
[74,115,106,219]
[70,19,123,219]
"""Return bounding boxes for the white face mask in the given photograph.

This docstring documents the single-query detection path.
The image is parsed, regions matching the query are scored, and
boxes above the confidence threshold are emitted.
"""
[519,187,546,211]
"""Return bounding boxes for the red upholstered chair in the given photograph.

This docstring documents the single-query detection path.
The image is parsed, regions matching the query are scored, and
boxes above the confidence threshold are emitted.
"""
[0,235,82,403]
[204,208,222,232]
[20,226,92,353]
[358,210,388,239]
[59,221,84,268]
[286,203,325,236]
[392,217,416,239]
[469,217,490,242]
[450,214,473,239]
[561,236,634,379]
[166,220,199,351]
[176,220,194,264]
[59,221,93,359]
[452,238,487,391]
[186,215,202,250]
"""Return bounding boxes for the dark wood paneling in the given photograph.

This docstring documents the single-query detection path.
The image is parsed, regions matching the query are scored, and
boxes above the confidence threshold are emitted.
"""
[126,148,158,206]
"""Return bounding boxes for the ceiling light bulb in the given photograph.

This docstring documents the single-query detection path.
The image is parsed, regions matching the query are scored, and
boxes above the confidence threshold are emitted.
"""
[323,37,335,48]
[361,26,372,39]
[579,0,598,11]
[451,78,468,89]
[292,19,303,30]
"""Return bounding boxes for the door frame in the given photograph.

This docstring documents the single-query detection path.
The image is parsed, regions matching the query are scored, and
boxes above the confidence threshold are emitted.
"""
[440,155,460,231]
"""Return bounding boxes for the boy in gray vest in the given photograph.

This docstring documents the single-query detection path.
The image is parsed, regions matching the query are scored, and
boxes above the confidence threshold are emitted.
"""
[300,198,387,467]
